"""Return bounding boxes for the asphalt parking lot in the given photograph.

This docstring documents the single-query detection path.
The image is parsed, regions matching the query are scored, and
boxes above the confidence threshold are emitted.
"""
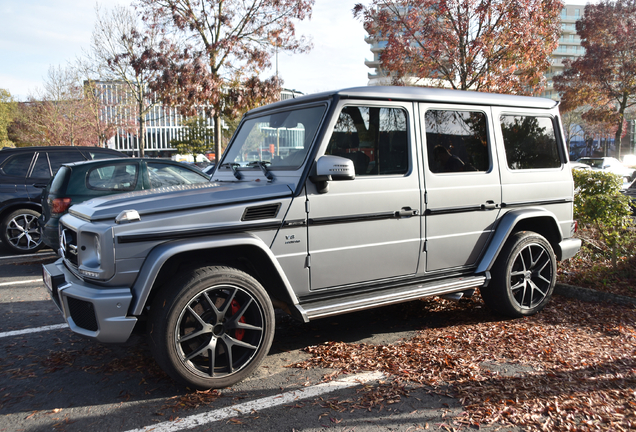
[1,243,500,432]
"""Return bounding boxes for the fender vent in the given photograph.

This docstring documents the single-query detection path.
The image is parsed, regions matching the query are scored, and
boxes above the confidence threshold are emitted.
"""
[242,203,281,221]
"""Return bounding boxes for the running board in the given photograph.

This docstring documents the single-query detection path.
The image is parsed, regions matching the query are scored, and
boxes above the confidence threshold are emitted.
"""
[296,275,486,321]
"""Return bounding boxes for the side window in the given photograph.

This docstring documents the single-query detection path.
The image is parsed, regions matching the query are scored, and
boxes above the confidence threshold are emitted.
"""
[87,151,119,160]
[87,164,138,191]
[1,153,35,176]
[147,162,208,188]
[48,151,85,175]
[30,153,51,178]
[425,110,490,173]
[325,106,409,176]
[500,115,561,169]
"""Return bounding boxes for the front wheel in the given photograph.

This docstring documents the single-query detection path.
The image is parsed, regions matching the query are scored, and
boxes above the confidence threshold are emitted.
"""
[481,231,556,317]
[149,266,275,389]
[1,209,44,254]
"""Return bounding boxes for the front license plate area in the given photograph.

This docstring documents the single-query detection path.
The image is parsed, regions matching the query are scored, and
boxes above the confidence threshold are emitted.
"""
[42,264,65,302]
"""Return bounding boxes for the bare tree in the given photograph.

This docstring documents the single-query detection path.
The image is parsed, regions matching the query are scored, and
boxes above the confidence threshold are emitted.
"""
[83,4,164,156]
[20,65,96,147]
[135,0,314,162]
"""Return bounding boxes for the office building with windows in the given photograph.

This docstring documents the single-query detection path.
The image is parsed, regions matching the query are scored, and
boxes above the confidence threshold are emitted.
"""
[95,81,303,157]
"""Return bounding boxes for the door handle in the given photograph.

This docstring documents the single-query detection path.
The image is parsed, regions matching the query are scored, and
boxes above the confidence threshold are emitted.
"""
[481,200,497,210]
[396,207,419,218]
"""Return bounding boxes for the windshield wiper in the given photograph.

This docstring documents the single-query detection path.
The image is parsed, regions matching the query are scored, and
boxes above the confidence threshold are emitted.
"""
[248,161,274,181]
[221,163,242,180]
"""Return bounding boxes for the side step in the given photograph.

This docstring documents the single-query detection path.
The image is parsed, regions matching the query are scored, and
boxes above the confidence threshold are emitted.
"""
[296,275,486,321]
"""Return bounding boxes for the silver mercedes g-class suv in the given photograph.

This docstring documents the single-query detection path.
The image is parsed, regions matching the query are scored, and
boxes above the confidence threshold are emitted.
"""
[43,86,581,389]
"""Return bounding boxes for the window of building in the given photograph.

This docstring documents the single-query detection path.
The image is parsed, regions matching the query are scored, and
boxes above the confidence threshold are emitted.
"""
[500,115,561,169]
[425,110,490,173]
[325,106,409,176]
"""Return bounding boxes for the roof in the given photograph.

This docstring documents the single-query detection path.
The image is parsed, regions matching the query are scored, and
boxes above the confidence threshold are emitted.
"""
[0,146,123,153]
[248,86,558,116]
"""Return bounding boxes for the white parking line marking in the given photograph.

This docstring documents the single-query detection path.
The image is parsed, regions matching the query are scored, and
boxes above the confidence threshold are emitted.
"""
[0,251,56,261]
[0,323,68,339]
[124,371,385,432]
[0,279,42,287]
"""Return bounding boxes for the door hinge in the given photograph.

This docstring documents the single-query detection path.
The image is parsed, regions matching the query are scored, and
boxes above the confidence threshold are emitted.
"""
[305,255,311,268]
[423,241,427,252]
[305,200,310,213]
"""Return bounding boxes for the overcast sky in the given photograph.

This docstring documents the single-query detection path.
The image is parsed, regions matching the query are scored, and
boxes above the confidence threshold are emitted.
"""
[0,0,370,101]
[0,0,593,101]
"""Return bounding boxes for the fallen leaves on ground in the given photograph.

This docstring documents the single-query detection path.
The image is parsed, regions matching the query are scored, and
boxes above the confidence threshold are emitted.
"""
[290,295,636,431]
[161,389,221,412]
[558,225,636,298]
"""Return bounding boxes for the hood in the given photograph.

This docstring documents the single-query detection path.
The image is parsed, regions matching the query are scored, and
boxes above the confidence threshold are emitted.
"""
[69,181,293,221]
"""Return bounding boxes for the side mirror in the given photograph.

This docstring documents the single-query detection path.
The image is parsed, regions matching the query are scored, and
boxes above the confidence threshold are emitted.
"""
[310,155,355,193]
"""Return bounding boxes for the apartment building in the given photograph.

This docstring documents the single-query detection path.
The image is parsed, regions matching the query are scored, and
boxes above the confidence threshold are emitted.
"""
[364,4,587,95]
[542,5,586,99]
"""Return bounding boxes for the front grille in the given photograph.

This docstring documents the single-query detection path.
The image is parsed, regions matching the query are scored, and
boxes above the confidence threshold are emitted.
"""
[67,297,98,331]
[241,203,281,221]
[60,225,78,266]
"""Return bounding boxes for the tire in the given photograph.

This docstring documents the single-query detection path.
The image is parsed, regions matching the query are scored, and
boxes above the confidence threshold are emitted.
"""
[1,209,44,254]
[481,231,556,317]
[148,266,275,389]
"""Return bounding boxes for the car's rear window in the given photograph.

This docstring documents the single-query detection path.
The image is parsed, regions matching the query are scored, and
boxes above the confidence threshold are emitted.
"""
[49,166,71,194]
[87,164,139,191]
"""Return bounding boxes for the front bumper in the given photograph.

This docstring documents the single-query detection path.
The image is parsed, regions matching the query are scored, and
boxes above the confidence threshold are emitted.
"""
[41,216,61,251]
[43,259,137,343]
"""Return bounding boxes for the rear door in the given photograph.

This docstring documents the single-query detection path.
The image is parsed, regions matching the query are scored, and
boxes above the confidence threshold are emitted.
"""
[419,105,502,272]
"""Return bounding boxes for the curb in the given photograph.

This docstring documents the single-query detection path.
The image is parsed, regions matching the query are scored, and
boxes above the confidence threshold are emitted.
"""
[554,283,636,306]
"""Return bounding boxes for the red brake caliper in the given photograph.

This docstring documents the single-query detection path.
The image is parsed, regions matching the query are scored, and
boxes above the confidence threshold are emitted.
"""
[230,299,246,340]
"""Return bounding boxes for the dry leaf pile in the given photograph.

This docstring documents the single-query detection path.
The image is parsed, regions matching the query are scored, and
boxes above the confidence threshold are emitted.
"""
[290,296,636,431]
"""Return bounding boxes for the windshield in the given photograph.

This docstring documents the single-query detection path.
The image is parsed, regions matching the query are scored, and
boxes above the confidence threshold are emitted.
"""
[578,158,604,168]
[222,104,327,171]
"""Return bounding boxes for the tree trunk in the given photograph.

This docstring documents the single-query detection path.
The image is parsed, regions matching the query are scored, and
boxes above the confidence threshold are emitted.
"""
[614,93,629,160]
[138,99,145,158]
[214,113,222,164]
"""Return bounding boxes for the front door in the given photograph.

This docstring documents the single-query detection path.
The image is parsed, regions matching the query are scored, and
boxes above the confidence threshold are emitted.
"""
[306,102,422,290]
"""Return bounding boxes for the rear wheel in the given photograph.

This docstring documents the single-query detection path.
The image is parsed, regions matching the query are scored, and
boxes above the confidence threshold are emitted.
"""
[1,209,44,254]
[149,266,275,389]
[481,231,556,317]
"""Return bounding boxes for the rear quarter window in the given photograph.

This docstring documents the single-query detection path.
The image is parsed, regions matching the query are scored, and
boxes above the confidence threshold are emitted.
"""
[1,153,34,176]
[500,115,561,169]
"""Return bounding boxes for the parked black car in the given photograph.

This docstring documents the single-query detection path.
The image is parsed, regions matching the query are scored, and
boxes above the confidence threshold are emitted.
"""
[0,146,126,254]
[40,158,211,251]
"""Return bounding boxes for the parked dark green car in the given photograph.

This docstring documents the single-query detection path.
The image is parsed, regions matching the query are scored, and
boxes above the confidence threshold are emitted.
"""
[40,158,210,251]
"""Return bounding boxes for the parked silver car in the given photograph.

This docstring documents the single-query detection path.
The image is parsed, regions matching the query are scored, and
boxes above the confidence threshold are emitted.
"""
[577,156,635,184]
[43,87,581,389]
